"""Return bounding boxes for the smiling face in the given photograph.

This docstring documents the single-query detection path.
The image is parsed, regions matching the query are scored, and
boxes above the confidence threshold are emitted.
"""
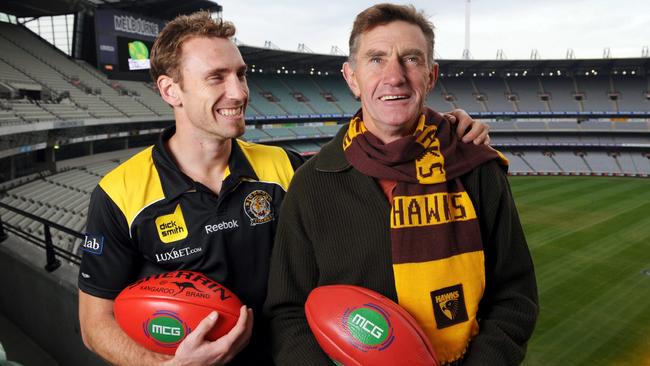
[171,36,249,141]
[343,20,438,143]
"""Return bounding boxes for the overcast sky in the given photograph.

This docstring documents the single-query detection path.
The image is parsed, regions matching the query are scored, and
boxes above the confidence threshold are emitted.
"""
[216,0,650,60]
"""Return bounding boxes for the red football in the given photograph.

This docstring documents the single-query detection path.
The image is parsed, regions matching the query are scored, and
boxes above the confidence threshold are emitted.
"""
[114,270,242,354]
[305,285,438,366]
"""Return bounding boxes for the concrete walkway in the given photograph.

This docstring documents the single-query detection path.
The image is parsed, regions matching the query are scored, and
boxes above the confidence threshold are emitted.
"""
[0,311,58,366]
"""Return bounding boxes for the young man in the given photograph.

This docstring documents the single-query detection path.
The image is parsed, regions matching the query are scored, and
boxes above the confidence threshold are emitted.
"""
[265,4,538,366]
[78,10,490,366]
[77,12,300,366]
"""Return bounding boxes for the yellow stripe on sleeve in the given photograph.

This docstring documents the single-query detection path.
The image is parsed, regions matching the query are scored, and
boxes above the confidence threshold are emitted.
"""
[235,140,294,191]
[99,146,165,231]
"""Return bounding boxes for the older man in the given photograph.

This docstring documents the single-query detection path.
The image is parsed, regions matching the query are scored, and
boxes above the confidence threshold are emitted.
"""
[265,4,538,365]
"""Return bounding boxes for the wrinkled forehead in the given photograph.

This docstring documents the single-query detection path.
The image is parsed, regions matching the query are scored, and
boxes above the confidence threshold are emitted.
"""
[356,21,430,59]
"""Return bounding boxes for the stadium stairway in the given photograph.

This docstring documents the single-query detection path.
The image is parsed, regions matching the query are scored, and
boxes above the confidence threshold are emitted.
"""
[0,235,105,366]
[0,310,57,366]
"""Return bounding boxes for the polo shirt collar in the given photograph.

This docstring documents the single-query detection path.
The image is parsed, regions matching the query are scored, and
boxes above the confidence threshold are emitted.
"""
[152,126,259,201]
[228,139,258,179]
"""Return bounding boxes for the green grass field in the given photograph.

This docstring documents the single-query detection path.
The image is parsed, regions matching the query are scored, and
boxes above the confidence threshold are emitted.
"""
[509,176,650,366]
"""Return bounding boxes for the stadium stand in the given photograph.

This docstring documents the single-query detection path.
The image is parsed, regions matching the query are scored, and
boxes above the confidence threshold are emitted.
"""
[261,125,298,139]
[111,78,173,117]
[0,27,118,120]
[552,151,590,172]
[426,84,454,112]
[0,22,175,121]
[290,125,323,138]
[522,151,563,173]
[613,75,649,111]
[250,73,313,115]
[575,76,617,112]
[311,75,359,114]
[317,123,345,136]
[246,75,288,116]
[242,127,272,141]
[473,77,516,112]
[507,77,548,112]
[282,74,342,115]
[541,76,581,112]
[501,151,534,173]
[439,77,483,112]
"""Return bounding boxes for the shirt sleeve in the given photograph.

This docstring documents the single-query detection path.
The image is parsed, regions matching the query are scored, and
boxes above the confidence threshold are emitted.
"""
[78,186,142,299]
[461,160,539,365]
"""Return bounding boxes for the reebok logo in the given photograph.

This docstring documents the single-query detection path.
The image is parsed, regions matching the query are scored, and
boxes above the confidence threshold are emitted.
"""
[430,284,469,329]
[205,219,238,234]
[155,204,188,243]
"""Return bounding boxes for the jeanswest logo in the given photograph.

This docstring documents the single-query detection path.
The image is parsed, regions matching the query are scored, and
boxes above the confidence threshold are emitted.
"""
[144,311,190,347]
[342,304,395,352]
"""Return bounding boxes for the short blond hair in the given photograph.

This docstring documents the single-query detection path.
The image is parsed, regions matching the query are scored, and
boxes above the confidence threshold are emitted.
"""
[150,11,236,83]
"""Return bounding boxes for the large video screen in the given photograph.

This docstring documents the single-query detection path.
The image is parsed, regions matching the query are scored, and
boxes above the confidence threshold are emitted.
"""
[116,36,154,75]
[95,9,165,81]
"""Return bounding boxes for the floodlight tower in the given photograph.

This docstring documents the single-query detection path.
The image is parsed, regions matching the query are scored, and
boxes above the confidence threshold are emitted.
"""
[463,0,471,59]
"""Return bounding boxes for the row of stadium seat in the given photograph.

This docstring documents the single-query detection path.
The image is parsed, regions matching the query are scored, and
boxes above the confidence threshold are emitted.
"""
[502,150,649,176]
[240,121,650,143]
[242,123,343,142]
[0,162,123,253]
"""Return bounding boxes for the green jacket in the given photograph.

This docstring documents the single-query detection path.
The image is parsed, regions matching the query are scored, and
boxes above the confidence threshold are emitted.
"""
[264,125,538,365]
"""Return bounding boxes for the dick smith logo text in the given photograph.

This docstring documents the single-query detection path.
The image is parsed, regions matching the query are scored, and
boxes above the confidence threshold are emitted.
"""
[155,205,188,243]
[159,221,184,236]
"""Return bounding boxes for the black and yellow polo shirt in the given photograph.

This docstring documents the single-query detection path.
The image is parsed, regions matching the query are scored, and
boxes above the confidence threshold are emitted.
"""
[78,126,301,332]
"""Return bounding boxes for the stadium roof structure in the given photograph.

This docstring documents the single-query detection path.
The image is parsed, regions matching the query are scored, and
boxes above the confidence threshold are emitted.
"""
[438,57,650,76]
[0,0,221,19]
[239,45,650,77]
[239,45,347,75]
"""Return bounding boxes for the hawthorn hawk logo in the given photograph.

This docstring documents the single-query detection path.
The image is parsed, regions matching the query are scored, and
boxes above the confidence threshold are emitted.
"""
[430,284,469,329]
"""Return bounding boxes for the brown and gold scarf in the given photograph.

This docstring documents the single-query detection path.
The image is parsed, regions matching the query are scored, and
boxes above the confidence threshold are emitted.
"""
[343,108,507,364]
